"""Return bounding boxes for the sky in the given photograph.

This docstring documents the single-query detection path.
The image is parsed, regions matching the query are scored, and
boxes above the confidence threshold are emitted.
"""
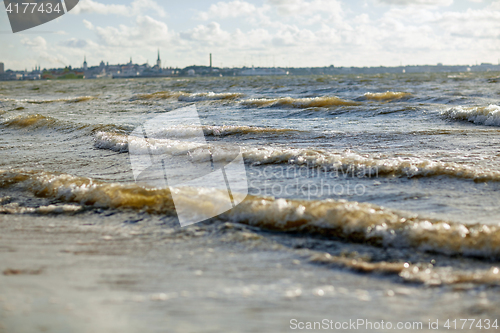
[0,0,499,70]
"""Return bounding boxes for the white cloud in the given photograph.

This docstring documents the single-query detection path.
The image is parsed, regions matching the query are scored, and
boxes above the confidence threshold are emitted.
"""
[70,0,130,15]
[59,38,89,48]
[83,19,94,30]
[21,36,47,50]
[196,1,257,20]
[196,0,345,28]
[266,0,343,17]
[377,0,453,6]
[130,0,166,17]
[272,25,315,46]
[8,0,500,70]
[180,22,231,46]
[21,36,70,67]
[70,0,166,17]
[91,15,173,47]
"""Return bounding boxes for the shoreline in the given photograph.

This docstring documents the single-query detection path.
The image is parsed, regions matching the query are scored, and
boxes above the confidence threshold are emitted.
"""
[1,212,499,332]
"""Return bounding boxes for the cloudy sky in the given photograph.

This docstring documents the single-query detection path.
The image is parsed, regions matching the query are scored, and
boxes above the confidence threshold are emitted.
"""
[0,0,499,70]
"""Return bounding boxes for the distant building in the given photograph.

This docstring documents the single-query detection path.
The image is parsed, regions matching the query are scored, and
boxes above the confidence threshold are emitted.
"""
[157,50,161,69]
[0,62,4,74]
[240,67,287,76]
[83,56,87,71]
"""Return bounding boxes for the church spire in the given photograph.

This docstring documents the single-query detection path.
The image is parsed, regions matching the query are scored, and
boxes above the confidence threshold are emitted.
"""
[156,49,162,70]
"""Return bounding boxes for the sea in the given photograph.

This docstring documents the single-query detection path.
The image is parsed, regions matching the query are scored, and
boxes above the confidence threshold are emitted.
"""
[1,72,500,331]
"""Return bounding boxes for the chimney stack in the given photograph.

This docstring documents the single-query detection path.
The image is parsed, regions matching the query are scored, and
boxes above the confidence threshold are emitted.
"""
[210,53,212,69]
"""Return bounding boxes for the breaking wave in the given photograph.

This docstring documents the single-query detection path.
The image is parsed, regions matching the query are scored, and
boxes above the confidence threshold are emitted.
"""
[134,91,244,102]
[95,132,500,182]
[442,105,500,126]
[140,125,299,139]
[3,169,500,260]
[364,92,412,101]
[0,198,82,215]
[241,96,359,108]
[178,92,245,102]
[27,96,97,104]
[310,253,500,286]
[0,114,129,134]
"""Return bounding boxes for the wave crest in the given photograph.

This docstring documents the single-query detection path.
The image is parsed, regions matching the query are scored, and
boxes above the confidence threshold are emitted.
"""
[442,105,500,126]
[241,96,359,108]
[1,114,129,134]
[1,114,74,130]
[3,169,500,259]
[364,91,412,101]
[27,96,97,104]
[134,91,244,101]
[95,132,500,182]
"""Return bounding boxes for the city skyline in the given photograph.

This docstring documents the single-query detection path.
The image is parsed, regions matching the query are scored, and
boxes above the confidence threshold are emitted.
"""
[1,0,499,70]
[2,52,500,73]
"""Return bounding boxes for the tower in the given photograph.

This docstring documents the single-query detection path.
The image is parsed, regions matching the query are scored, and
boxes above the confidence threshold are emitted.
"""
[157,49,161,69]
[83,56,88,71]
[210,53,212,69]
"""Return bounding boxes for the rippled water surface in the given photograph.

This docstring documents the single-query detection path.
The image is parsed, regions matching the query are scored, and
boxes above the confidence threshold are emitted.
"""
[2,73,500,289]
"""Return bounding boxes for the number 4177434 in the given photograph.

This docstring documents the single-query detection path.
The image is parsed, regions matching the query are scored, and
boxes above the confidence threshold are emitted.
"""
[5,2,62,14]
[444,319,499,330]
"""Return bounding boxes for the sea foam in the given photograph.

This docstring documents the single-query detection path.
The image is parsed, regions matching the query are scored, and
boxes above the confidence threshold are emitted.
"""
[442,105,500,126]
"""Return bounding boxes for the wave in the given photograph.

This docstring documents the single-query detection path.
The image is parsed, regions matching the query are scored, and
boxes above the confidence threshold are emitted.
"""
[27,96,97,104]
[93,125,299,153]
[139,125,298,139]
[0,114,129,134]
[244,148,500,182]
[95,132,500,182]
[1,113,297,146]
[442,105,500,126]
[0,169,178,213]
[178,92,245,102]
[364,91,412,101]
[1,114,78,131]
[3,169,500,260]
[94,131,130,153]
[134,91,244,102]
[225,197,500,261]
[0,202,82,214]
[133,91,185,100]
[241,96,359,108]
[310,253,500,286]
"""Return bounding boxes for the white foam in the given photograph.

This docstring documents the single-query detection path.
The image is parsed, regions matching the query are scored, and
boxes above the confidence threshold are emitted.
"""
[3,168,500,259]
[94,131,500,182]
[442,105,500,126]
[177,92,244,102]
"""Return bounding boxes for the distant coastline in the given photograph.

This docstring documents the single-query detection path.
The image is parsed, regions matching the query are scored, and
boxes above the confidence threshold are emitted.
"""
[1,61,499,81]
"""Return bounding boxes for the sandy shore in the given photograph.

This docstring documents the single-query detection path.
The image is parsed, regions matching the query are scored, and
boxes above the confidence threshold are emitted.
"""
[1,212,499,333]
